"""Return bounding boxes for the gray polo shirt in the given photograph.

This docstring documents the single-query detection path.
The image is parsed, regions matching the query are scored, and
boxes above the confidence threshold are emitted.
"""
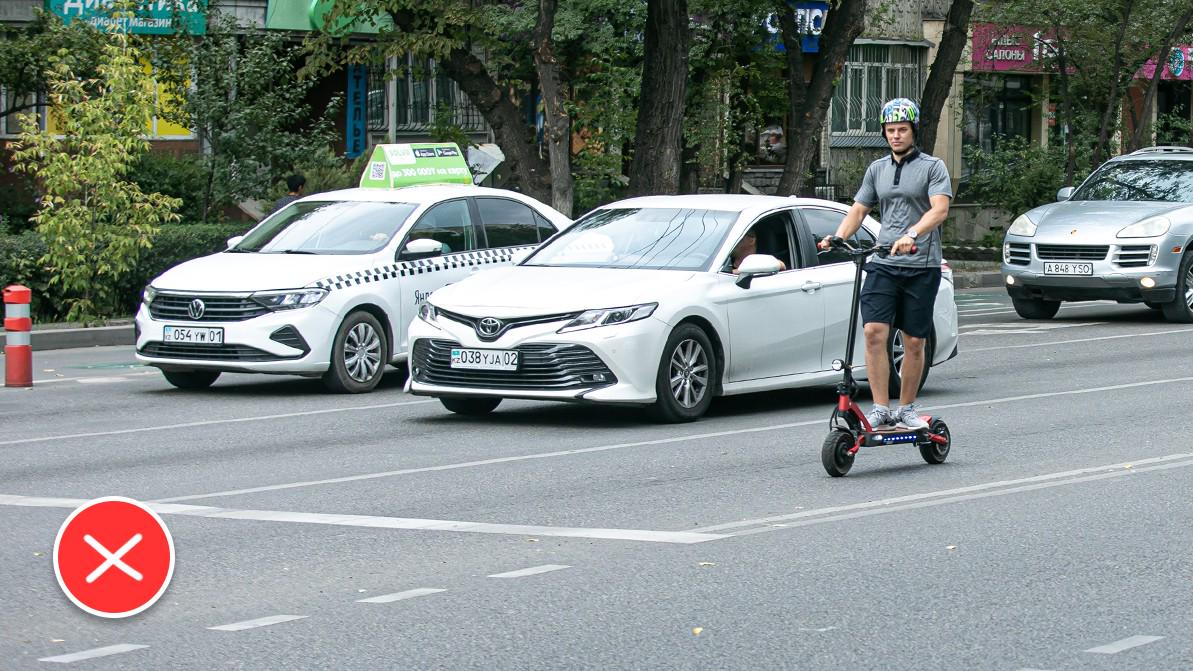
[854,149,952,268]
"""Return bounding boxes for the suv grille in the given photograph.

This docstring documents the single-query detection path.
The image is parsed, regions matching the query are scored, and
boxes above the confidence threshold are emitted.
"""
[1005,243,1031,265]
[139,342,297,361]
[1036,245,1109,261]
[149,294,269,322]
[1114,245,1154,268]
[411,339,616,390]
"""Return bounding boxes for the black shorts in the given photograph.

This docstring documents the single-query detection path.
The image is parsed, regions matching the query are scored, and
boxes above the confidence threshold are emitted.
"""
[859,262,941,338]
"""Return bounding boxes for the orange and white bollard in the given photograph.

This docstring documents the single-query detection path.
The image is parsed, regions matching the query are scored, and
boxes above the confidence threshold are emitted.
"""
[4,284,33,388]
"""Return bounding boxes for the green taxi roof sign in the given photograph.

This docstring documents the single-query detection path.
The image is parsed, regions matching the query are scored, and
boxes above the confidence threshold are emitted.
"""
[359,143,473,189]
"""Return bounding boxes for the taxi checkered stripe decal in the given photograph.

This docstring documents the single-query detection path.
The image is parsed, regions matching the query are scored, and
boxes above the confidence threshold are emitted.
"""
[313,246,536,291]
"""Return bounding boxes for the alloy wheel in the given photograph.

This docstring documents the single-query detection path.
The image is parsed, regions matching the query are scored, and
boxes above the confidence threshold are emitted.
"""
[668,339,709,409]
[344,322,382,383]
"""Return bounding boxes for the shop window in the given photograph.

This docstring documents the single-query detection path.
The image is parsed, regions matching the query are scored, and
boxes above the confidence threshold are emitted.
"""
[830,45,925,135]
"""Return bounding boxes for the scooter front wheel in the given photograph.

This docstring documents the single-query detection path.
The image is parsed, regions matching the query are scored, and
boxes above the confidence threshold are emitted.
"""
[919,418,951,464]
[822,429,856,477]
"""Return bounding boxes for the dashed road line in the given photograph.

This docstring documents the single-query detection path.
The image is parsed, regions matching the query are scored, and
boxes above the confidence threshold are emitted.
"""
[966,328,1193,352]
[1084,635,1164,654]
[208,614,308,631]
[357,588,447,603]
[488,564,571,578]
[38,644,148,663]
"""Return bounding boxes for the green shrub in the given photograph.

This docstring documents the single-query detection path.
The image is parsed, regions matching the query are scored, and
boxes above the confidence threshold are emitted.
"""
[115,222,252,315]
[130,151,210,224]
[0,230,53,320]
[960,136,1091,217]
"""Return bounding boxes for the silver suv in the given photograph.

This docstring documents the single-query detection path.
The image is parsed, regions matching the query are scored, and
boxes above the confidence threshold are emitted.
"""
[1001,146,1193,322]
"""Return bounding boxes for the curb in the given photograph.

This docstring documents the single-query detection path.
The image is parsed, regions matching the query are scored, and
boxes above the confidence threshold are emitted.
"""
[953,271,1004,290]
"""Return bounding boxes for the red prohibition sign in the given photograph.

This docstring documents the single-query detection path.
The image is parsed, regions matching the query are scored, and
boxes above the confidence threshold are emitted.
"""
[53,497,175,618]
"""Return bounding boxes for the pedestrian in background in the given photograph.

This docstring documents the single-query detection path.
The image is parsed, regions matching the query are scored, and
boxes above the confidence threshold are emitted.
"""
[272,174,306,214]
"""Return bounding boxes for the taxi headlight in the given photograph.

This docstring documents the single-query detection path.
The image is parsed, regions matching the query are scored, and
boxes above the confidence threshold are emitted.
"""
[558,303,658,333]
[1007,214,1037,237]
[142,284,157,305]
[1117,216,1170,238]
[418,302,439,323]
[250,288,328,310]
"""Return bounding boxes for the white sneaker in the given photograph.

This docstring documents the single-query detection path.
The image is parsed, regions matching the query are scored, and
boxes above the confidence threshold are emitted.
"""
[865,405,893,429]
[894,404,928,430]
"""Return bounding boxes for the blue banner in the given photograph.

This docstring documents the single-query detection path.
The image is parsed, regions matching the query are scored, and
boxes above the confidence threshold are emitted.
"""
[346,65,368,159]
[766,1,828,54]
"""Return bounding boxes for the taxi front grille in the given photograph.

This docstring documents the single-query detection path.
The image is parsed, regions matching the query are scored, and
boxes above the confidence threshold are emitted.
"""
[149,294,269,322]
[139,342,296,361]
[1036,245,1109,261]
[411,339,616,390]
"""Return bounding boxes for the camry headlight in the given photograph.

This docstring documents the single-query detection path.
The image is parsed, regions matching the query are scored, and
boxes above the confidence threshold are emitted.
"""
[1007,214,1037,237]
[1117,215,1170,238]
[142,284,157,305]
[418,301,438,323]
[250,288,328,310]
[558,303,658,333]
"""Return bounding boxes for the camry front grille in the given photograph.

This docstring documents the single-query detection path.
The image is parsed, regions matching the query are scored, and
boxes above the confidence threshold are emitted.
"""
[149,294,269,322]
[411,339,616,390]
[1036,245,1109,261]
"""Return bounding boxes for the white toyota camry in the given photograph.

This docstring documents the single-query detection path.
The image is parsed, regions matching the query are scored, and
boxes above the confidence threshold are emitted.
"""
[407,194,959,421]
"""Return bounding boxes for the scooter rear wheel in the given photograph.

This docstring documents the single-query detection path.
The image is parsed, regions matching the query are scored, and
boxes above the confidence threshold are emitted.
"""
[822,429,856,477]
[919,419,951,464]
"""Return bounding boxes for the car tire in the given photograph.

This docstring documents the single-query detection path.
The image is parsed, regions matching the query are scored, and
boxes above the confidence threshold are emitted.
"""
[322,311,388,393]
[440,397,502,416]
[649,323,716,423]
[1161,252,1193,324]
[887,329,933,397]
[1011,297,1061,320]
[162,370,220,390]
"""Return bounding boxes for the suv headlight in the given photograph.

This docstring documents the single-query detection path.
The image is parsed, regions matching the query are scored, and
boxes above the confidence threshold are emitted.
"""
[142,284,157,305]
[1117,215,1170,238]
[1007,214,1037,237]
[250,288,328,310]
[418,301,438,323]
[558,303,658,333]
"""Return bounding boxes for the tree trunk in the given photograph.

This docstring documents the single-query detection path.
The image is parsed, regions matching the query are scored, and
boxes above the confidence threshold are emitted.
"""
[777,0,869,196]
[532,0,574,216]
[1091,0,1135,169]
[918,0,974,156]
[680,140,700,193]
[1128,7,1193,152]
[627,0,690,196]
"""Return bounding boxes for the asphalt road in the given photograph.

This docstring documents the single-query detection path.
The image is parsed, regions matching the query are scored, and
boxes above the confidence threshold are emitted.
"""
[2,288,1192,670]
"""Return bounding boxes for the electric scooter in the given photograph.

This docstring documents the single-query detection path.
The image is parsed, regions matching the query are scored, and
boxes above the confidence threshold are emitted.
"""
[819,236,951,477]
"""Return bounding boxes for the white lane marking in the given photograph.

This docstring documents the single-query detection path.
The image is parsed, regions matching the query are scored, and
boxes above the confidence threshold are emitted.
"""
[1085,635,1164,654]
[488,564,570,578]
[208,614,308,631]
[24,372,156,386]
[0,398,436,447]
[39,644,148,663]
[76,377,131,384]
[156,375,1193,504]
[707,456,1193,537]
[966,328,1193,352]
[0,496,724,544]
[83,533,143,583]
[958,301,1128,318]
[960,321,1103,333]
[357,588,446,603]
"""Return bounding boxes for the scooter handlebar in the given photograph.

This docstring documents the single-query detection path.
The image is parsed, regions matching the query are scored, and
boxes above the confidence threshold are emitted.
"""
[818,236,916,257]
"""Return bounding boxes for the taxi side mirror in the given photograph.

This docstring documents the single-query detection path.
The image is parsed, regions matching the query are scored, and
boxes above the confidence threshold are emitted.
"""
[735,254,783,289]
[226,235,244,249]
[400,238,445,260]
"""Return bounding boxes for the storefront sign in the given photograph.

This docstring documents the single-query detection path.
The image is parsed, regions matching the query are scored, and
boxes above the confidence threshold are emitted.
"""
[47,0,207,35]
[765,1,829,54]
[264,0,387,34]
[1137,45,1193,81]
[345,65,367,160]
[971,24,1044,72]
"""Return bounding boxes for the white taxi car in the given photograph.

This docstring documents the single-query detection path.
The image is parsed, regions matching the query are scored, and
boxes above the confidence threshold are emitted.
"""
[408,194,959,421]
[135,144,571,392]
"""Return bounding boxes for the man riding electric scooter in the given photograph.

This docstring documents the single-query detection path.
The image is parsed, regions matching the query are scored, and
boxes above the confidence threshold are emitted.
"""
[818,98,952,430]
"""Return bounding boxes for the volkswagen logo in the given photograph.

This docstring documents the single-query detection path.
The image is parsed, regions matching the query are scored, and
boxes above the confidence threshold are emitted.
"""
[476,317,503,337]
[188,298,206,320]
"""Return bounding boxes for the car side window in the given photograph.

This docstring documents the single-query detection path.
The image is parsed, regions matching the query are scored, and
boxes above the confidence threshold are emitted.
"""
[476,197,540,248]
[720,211,796,273]
[534,212,558,241]
[402,199,475,256]
[801,208,874,266]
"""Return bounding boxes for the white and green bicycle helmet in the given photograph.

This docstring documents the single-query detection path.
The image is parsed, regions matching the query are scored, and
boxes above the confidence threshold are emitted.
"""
[880,98,920,131]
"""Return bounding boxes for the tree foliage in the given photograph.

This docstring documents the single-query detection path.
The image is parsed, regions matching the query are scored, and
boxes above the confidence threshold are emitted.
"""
[0,10,108,125]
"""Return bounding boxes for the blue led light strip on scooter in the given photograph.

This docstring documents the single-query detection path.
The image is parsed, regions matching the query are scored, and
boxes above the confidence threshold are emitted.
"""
[881,433,919,444]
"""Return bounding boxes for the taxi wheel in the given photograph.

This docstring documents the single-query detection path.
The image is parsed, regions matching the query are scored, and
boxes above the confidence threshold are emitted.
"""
[323,311,388,393]
[440,397,502,416]
[887,329,932,397]
[1011,297,1060,320]
[649,324,716,423]
[1161,252,1193,323]
[162,370,220,390]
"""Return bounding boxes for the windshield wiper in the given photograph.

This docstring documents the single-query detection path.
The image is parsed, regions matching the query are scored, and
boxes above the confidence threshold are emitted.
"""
[224,248,253,253]
[279,249,318,255]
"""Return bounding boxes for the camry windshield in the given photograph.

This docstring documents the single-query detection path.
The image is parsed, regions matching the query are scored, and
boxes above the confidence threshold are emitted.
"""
[1072,160,1193,203]
[524,207,738,270]
[233,201,418,254]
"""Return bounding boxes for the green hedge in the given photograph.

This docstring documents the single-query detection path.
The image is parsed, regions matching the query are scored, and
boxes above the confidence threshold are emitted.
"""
[0,222,251,321]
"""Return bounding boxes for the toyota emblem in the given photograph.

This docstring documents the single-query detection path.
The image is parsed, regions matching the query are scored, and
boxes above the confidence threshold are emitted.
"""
[477,317,503,337]
[188,298,206,320]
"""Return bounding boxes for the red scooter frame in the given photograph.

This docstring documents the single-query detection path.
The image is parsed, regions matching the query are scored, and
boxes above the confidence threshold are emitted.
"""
[819,237,951,477]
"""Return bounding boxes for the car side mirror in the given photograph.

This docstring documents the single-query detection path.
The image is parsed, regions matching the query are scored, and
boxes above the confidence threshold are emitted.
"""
[1056,186,1075,201]
[400,238,445,260]
[734,254,784,289]
[226,235,244,249]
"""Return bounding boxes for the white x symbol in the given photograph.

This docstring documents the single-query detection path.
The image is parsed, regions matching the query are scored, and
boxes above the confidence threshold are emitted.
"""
[83,533,143,583]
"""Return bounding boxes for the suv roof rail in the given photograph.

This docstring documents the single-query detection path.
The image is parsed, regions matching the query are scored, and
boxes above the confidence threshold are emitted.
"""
[1127,146,1193,156]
